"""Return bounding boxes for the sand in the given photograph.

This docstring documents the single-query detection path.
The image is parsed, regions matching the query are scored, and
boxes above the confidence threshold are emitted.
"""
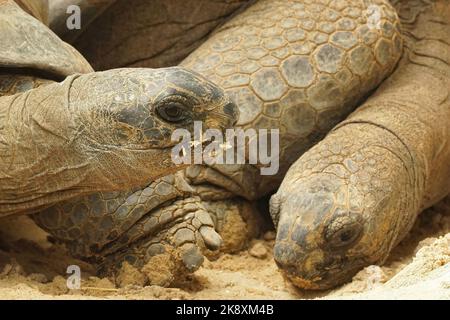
[0,196,449,300]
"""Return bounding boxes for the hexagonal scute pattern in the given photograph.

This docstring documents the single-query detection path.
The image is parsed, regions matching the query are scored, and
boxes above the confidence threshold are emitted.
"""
[182,0,402,173]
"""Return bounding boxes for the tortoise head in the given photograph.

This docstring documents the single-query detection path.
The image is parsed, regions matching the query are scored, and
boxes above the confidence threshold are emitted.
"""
[59,66,239,183]
[270,166,409,290]
[268,118,422,290]
[72,66,238,150]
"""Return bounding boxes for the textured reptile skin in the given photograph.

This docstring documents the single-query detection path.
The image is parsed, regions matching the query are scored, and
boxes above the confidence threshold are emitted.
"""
[34,0,405,285]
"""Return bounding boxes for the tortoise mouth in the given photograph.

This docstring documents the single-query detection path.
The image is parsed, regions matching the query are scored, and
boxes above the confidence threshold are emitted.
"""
[274,242,370,290]
[117,130,221,151]
[280,266,359,291]
[278,261,366,290]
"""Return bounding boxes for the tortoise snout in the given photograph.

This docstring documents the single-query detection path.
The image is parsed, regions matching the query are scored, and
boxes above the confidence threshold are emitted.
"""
[273,241,330,290]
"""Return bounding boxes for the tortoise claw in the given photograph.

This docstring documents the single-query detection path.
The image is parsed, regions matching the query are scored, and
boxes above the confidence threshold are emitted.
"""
[180,243,204,272]
[199,226,223,250]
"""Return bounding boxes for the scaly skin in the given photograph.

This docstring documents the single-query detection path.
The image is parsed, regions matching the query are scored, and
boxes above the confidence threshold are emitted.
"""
[0,1,238,217]
[36,0,403,285]
[270,0,450,290]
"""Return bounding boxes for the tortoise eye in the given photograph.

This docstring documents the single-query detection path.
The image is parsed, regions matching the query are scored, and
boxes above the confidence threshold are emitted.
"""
[330,225,361,247]
[324,215,363,249]
[157,102,187,122]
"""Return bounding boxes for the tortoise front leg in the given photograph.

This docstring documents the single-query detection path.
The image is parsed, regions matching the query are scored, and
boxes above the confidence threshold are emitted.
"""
[34,171,264,286]
[33,180,224,286]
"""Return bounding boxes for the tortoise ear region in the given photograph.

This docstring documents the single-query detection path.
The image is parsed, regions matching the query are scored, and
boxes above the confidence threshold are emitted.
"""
[269,193,281,227]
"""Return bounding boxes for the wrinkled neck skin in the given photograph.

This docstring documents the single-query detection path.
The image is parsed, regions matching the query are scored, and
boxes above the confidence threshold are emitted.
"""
[393,0,450,208]
[0,73,178,217]
[329,0,450,248]
[323,0,450,246]
[358,0,450,209]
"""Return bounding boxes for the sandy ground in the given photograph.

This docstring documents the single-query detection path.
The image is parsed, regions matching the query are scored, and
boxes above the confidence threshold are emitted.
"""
[0,196,449,300]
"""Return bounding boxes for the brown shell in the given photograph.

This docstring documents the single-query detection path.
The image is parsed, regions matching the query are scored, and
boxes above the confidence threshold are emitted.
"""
[0,0,93,79]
